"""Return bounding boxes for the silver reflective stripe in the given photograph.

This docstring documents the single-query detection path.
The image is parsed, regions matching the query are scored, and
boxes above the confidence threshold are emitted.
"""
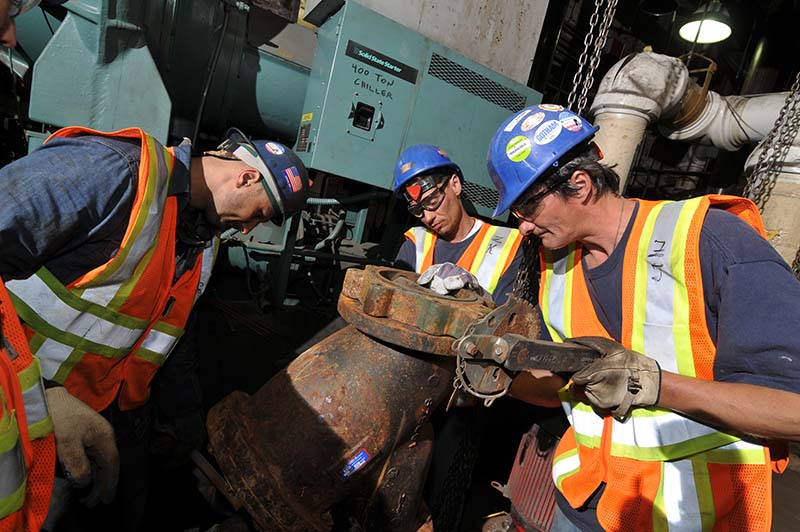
[661,460,703,531]
[21,379,48,428]
[545,251,570,342]
[139,329,178,358]
[194,238,218,304]
[641,202,683,374]
[5,275,144,351]
[412,227,429,273]
[37,339,73,380]
[0,437,25,502]
[473,226,513,290]
[551,450,580,488]
[611,411,718,448]
[80,143,171,306]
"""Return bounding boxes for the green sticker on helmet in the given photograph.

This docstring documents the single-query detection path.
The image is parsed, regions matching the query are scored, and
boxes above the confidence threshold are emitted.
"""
[506,135,532,162]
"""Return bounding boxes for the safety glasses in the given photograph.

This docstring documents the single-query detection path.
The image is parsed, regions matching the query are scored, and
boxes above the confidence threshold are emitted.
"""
[510,173,570,221]
[407,181,448,218]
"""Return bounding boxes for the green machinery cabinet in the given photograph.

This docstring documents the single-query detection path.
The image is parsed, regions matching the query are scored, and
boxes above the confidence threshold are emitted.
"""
[296,1,542,218]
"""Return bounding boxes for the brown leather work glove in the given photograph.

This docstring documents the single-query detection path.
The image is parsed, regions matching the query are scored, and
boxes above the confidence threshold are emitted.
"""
[568,336,661,419]
[45,387,120,507]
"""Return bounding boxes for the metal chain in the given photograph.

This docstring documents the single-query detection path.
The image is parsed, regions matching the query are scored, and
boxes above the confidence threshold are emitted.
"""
[792,247,800,280]
[577,0,619,116]
[743,71,800,211]
[566,0,619,117]
[566,0,603,112]
[511,237,538,302]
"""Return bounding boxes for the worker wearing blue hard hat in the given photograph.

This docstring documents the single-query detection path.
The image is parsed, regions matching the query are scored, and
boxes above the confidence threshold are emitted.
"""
[0,125,309,530]
[486,103,800,531]
[393,144,524,306]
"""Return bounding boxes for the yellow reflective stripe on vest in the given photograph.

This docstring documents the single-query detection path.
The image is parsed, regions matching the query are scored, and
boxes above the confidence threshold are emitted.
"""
[7,272,148,357]
[652,457,714,532]
[0,388,26,517]
[541,246,577,342]
[77,140,173,309]
[551,446,580,491]
[565,402,604,449]
[650,442,766,532]
[470,226,519,294]
[17,359,52,439]
[631,198,702,376]
[409,227,435,273]
[609,409,741,460]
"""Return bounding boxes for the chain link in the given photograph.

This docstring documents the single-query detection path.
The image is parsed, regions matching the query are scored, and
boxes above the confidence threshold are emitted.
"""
[577,0,619,116]
[566,0,602,112]
[743,70,800,211]
[792,247,800,281]
[566,0,619,117]
[511,237,539,301]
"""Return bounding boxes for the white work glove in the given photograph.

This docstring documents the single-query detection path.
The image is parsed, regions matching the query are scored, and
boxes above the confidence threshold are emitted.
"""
[45,387,120,507]
[417,262,485,296]
[569,336,661,419]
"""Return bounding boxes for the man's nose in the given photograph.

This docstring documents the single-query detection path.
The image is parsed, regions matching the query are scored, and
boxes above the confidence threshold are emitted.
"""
[240,220,259,234]
[517,219,538,237]
[1,19,17,49]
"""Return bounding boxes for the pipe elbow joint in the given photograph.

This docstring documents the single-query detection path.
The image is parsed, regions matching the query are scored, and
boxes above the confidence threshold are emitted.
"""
[590,51,690,124]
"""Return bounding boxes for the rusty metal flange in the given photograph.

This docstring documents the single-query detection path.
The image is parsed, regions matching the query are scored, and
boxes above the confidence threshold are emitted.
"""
[337,266,494,355]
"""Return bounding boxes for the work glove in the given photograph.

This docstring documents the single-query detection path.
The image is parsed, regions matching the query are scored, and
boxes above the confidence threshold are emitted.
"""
[45,387,120,507]
[569,336,661,419]
[418,262,485,296]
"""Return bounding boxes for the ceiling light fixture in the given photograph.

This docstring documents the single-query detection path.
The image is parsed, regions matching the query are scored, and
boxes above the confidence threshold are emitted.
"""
[679,0,732,44]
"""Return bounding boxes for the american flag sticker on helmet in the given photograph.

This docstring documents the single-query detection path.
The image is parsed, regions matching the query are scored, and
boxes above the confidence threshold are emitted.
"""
[284,166,303,192]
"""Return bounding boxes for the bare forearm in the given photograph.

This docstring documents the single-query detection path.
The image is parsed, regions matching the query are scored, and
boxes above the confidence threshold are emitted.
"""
[509,371,565,408]
[658,371,800,440]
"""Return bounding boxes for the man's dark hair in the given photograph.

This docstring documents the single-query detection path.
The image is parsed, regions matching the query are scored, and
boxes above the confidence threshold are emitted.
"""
[541,142,620,200]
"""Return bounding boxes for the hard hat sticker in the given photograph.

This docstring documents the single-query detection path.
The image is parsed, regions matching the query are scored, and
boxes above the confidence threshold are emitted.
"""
[265,142,285,155]
[401,162,413,173]
[405,183,422,201]
[284,166,303,192]
[506,135,532,162]
[534,120,563,145]
[504,109,532,132]
[340,448,372,479]
[559,112,583,132]
[539,103,564,111]
[520,112,545,132]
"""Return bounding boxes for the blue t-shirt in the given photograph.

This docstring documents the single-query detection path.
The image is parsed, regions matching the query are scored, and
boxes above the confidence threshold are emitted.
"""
[552,199,800,531]
[394,222,524,306]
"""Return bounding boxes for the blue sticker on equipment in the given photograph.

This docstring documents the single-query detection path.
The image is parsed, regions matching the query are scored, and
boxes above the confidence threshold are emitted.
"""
[340,448,371,479]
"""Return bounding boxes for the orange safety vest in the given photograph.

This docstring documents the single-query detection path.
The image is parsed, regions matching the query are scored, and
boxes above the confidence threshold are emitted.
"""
[7,127,218,413]
[540,196,782,532]
[404,221,522,295]
[0,280,55,532]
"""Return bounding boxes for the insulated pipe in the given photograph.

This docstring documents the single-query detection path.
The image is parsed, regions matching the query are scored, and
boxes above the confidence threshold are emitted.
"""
[664,91,791,151]
[590,51,800,265]
[744,143,800,263]
[590,52,691,190]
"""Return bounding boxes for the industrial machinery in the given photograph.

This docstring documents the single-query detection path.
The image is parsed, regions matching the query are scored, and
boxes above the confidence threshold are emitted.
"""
[5,0,542,305]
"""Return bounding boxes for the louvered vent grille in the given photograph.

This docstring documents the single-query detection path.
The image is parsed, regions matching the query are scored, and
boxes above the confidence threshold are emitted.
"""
[428,53,527,112]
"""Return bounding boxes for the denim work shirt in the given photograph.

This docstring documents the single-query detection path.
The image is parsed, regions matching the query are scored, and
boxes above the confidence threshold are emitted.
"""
[0,134,203,284]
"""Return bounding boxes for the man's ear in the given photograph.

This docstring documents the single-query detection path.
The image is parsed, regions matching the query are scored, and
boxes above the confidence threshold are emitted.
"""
[450,173,462,196]
[571,170,593,201]
[237,167,263,188]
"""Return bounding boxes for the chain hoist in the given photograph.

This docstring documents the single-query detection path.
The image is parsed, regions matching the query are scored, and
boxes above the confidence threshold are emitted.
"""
[566,0,620,117]
[743,70,800,211]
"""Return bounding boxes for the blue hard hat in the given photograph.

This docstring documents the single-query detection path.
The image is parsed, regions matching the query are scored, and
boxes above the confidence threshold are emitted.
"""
[486,104,599,216]
[393,144,463,195]
[221,128,311,223]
